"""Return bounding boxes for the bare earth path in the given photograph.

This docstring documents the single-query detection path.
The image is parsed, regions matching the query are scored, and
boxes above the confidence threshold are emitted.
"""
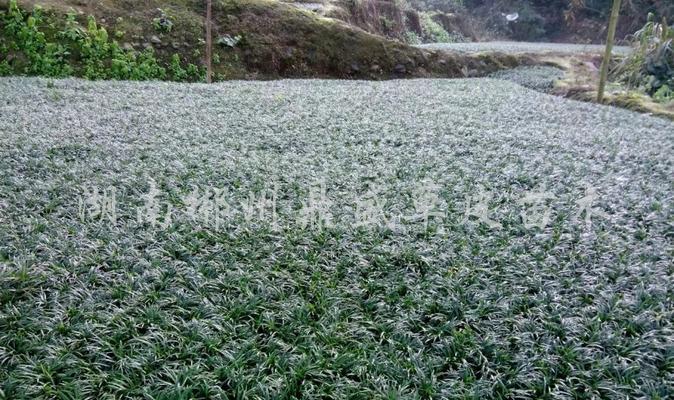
[418,41,632,55]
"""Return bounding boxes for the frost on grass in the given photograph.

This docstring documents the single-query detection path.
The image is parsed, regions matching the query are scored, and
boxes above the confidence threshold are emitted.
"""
[0,77,673,399]
[489,66,565,93]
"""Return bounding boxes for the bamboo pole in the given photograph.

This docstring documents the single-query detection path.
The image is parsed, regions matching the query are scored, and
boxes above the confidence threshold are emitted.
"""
[597,0,622,103]
[205,0,213,83]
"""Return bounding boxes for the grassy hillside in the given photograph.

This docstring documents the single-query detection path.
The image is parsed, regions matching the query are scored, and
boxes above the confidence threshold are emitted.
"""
[0,0,527,80]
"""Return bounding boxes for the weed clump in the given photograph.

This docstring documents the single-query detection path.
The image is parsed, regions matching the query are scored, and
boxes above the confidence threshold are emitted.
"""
[613,13,673,103]
[152,8,174,33]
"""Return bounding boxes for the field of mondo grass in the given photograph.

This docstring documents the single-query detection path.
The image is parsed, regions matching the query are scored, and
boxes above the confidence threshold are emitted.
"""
[0,76,673,399]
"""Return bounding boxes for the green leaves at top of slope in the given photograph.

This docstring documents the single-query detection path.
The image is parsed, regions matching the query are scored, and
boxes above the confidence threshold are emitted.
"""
[0,0,203,81]
[0,0,72,77]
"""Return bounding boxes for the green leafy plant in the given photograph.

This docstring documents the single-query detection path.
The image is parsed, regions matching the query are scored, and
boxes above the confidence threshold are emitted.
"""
[169,54,204,82]
[130,49,167,80]
[80,16,112,79]
[185,63,203,81]
[613,13,673,100]
[0,60,11,76]
[58,12,86,42]
[403,30,422,44]
[169,53,187,81]
[152,9,174,33]
[653,84,673,103]
[419,13,452,43]
[109,48,167,81]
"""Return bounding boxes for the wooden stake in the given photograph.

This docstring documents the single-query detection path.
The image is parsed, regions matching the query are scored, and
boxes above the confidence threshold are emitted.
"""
[205,0,213,83]
[597,0,622,103]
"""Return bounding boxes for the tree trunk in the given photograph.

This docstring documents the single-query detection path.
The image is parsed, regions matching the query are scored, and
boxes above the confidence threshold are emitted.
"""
[205,0,213,84]
[597,0,622,103]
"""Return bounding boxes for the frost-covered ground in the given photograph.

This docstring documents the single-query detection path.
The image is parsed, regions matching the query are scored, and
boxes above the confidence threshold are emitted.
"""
[0,77,673,399]
[418,41,632,55]
[489,65,565,92]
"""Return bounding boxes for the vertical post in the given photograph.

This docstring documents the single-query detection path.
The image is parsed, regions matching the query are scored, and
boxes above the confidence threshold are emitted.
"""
[597,0,622,103]
[205,0,213,83]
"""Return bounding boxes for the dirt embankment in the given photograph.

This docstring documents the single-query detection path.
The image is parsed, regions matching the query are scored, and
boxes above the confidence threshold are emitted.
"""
[1,0,530,80]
